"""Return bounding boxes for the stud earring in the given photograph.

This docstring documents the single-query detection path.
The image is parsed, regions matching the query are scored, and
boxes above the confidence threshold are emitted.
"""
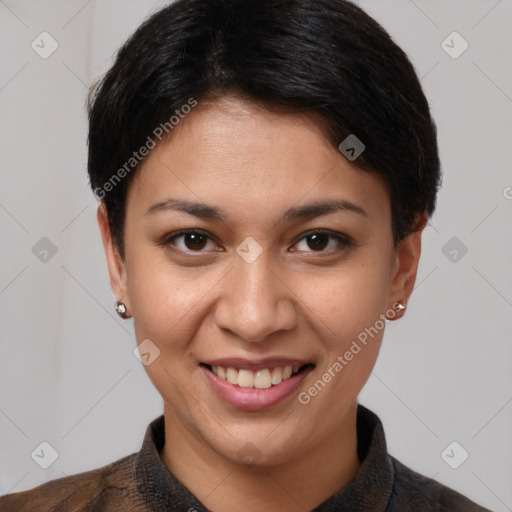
[115,300,129,319]
[386,300,406,321]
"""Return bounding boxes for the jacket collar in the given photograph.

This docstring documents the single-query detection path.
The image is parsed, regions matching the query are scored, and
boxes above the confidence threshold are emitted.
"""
[133,404,394,511]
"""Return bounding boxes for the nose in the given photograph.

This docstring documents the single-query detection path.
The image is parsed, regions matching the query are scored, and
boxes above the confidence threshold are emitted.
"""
[213,251,298,343]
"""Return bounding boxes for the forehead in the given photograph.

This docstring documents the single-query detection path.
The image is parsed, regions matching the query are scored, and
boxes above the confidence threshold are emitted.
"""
[127,97,391,224]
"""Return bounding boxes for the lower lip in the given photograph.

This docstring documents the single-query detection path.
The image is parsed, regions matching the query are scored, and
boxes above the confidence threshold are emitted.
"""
[200,365,314,411]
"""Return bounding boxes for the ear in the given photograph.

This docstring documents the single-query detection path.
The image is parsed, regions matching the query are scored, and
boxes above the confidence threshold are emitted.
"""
[387,211,428,310]
[97,203,129,307]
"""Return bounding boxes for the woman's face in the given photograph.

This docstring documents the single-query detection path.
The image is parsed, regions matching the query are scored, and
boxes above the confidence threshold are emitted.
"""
[99,96,423,466]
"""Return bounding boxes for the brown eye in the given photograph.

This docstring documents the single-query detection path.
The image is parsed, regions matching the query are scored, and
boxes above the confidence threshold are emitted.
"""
[293,230,352,253]
[182,232,207,250]
[306,233,330,251]
[164,230,217,252]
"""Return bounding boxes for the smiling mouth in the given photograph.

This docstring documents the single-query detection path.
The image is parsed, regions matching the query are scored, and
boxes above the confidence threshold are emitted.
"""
[200,363,315,389]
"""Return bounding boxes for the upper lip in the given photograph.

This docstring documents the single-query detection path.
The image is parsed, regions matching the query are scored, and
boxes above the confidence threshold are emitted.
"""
[201,357,315,371]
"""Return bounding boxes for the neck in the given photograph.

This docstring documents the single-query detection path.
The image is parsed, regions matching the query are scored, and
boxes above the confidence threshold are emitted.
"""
[160,402,361,511]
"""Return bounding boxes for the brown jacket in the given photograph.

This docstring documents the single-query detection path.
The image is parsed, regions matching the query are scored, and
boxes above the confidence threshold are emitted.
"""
[0,405,492,511]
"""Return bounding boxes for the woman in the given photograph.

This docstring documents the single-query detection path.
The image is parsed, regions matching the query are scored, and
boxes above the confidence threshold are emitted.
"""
[0,0,492,510]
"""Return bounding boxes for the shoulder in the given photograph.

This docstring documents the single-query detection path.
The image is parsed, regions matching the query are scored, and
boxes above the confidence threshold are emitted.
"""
[0,453,139,512]
[387,456,492,512]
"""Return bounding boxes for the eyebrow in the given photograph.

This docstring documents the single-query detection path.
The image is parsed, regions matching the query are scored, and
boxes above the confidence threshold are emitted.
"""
[145,198,368,221]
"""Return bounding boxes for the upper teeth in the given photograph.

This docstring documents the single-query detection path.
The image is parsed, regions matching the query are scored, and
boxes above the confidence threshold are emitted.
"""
[211,365,301,389]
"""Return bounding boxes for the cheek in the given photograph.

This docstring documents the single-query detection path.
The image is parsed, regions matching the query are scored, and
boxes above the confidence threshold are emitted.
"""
[294,268,388,413]
[126,254,222,348]
[294,260,391,344]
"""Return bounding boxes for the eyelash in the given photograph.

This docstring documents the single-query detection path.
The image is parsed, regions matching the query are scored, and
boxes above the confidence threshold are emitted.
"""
[160,229,353,255]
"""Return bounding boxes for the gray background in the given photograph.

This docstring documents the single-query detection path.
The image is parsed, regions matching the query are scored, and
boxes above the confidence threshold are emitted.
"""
[0,0,511,510]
